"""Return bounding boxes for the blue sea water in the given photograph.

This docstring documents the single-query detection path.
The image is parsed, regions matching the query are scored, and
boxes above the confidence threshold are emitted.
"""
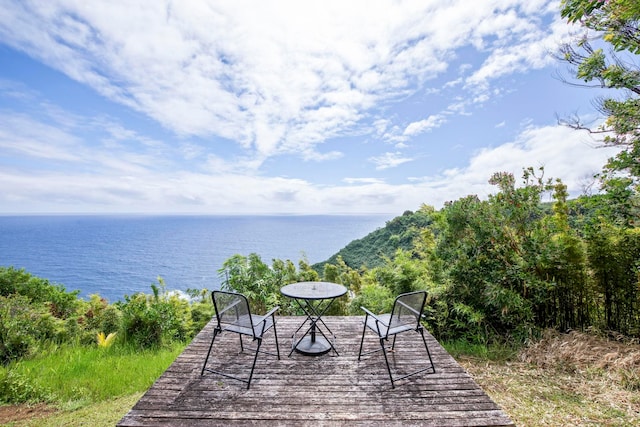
[0,215,390,302]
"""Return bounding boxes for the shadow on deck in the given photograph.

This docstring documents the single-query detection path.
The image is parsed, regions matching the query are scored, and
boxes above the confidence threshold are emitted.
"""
[118,316,514,426]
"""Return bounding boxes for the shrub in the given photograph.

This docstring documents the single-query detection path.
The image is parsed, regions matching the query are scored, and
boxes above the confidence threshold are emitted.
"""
[0,267,79,318]
[0,295,60,364]
[189,300,214,335]
[0,366,51,404]
[118,280,193,348]
[119,293,165,348]
[99,304,122,335]
[80,294,122,335]
[347,283,394,315]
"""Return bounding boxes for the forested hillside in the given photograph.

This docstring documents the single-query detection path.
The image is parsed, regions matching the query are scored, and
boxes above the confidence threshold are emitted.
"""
[218,166,640,345]
[313,209,434,270]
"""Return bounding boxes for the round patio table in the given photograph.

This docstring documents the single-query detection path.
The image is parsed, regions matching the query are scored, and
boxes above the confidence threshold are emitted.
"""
[280,281,347,356]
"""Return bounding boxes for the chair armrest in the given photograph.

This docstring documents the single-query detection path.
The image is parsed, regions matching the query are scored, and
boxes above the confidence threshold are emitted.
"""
[361,307,389,327]
[263,306,280,318]
[253,306,280,326]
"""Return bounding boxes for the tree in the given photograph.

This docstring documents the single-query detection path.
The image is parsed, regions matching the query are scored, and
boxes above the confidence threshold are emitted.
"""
[434,170,551,341]
[559,0,640,180]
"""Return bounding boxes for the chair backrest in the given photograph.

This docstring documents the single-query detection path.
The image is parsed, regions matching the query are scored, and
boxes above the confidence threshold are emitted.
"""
[388,291,426,331]
[212,290,255,337]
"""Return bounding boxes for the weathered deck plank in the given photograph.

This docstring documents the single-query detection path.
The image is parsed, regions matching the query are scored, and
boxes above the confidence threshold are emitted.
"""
[118,316,514,426]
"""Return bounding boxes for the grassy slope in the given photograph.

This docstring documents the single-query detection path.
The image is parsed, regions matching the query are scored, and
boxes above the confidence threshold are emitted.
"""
[463,359,639,426]
[0,343,185,427]
[463,330,640,426]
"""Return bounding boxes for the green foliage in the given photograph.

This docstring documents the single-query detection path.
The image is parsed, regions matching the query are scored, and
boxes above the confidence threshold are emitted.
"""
[0,266,210,366]
[442,339,518,362]
[215,165,639,343]
[559,0,640,182]
[118,279,192,349]
[314,208,435,270]
[323,255,363,293]
[0,294,61,365]
[434,171,543,341]
[0,268,209,406]
[347,282,394,315]
[220,253,284,313]
[374,249,430,295]
[81,295,122,335]
[0,267,80,318]
[319,167,639,342]
[118,294,164,348]
[220,253,320,315]
[189,300,215,336]
[0,366,51,404]
[561,0,640,54]
[586,223,640,335]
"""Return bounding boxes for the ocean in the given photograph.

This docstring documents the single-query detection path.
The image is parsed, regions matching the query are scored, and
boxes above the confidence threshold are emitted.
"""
[0,215,390,302]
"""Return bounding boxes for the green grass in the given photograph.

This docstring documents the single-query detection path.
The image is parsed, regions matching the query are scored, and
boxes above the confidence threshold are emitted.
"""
[442,339,518,362]
[1,342,185,408]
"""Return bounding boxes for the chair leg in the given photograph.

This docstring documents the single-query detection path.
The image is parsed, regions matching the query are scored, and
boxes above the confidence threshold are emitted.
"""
[379,337,395,388]
[246,337,262,389]
[272,317,281,359]
[201,327,220,376]
[418,327,436,373]
[239,333,244,352]
[357,314,368,361]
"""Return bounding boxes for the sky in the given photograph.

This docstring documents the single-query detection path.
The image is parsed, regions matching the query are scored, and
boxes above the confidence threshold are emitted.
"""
[0,0,623,215]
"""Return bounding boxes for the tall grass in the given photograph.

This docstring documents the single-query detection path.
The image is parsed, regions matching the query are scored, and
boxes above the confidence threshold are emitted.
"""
[1,342,185,408]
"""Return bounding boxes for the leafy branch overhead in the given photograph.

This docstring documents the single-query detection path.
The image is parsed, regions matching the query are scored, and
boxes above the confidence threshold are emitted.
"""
[559,0,640,179]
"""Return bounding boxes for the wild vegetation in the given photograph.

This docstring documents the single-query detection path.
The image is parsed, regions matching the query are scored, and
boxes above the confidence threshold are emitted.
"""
[0,268,212,405]
[222,168,640,344]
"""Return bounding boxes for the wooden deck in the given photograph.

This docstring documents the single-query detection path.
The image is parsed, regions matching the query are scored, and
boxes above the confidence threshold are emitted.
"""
[118,316,514,426]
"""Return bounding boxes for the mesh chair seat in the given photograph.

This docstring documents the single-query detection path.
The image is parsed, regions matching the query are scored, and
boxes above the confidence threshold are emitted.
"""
[222,314,274,337]
[363,313,416,337]
[201,290,280,389]
[358,291,435,388]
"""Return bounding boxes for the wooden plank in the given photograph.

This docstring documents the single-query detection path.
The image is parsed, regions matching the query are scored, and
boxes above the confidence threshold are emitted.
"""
[118,316,514,427]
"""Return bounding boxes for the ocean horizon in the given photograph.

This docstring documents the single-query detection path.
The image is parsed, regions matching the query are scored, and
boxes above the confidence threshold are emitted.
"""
[0,214,392,302]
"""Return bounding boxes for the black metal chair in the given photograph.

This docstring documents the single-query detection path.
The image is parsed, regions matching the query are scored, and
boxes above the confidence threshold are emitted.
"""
[201,290,280,389]
[357,290,435,388]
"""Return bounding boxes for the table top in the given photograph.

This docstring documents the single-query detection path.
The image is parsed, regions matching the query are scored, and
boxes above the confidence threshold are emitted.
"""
[280,281,347,300]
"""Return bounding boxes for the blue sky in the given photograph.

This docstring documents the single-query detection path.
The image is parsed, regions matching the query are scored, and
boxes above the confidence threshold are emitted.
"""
[0,0,621,215]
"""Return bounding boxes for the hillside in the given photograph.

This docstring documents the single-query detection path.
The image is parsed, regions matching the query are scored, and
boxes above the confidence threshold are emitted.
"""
[314,196,598,273]
[313,208,434,270]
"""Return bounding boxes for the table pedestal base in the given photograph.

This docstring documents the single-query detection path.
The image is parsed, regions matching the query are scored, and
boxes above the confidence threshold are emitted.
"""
[293,335,331,356]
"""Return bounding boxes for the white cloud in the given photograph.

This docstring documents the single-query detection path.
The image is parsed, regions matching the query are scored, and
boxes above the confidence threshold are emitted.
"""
[403,115,447,136]
[1,1,615,216]
[343,177,385,185]
[369,152,414,170]
[465,3,576,94]
[0,0,563,162]
[0,112,82,161]
[0,119,622,214]
[408,125,621,207]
